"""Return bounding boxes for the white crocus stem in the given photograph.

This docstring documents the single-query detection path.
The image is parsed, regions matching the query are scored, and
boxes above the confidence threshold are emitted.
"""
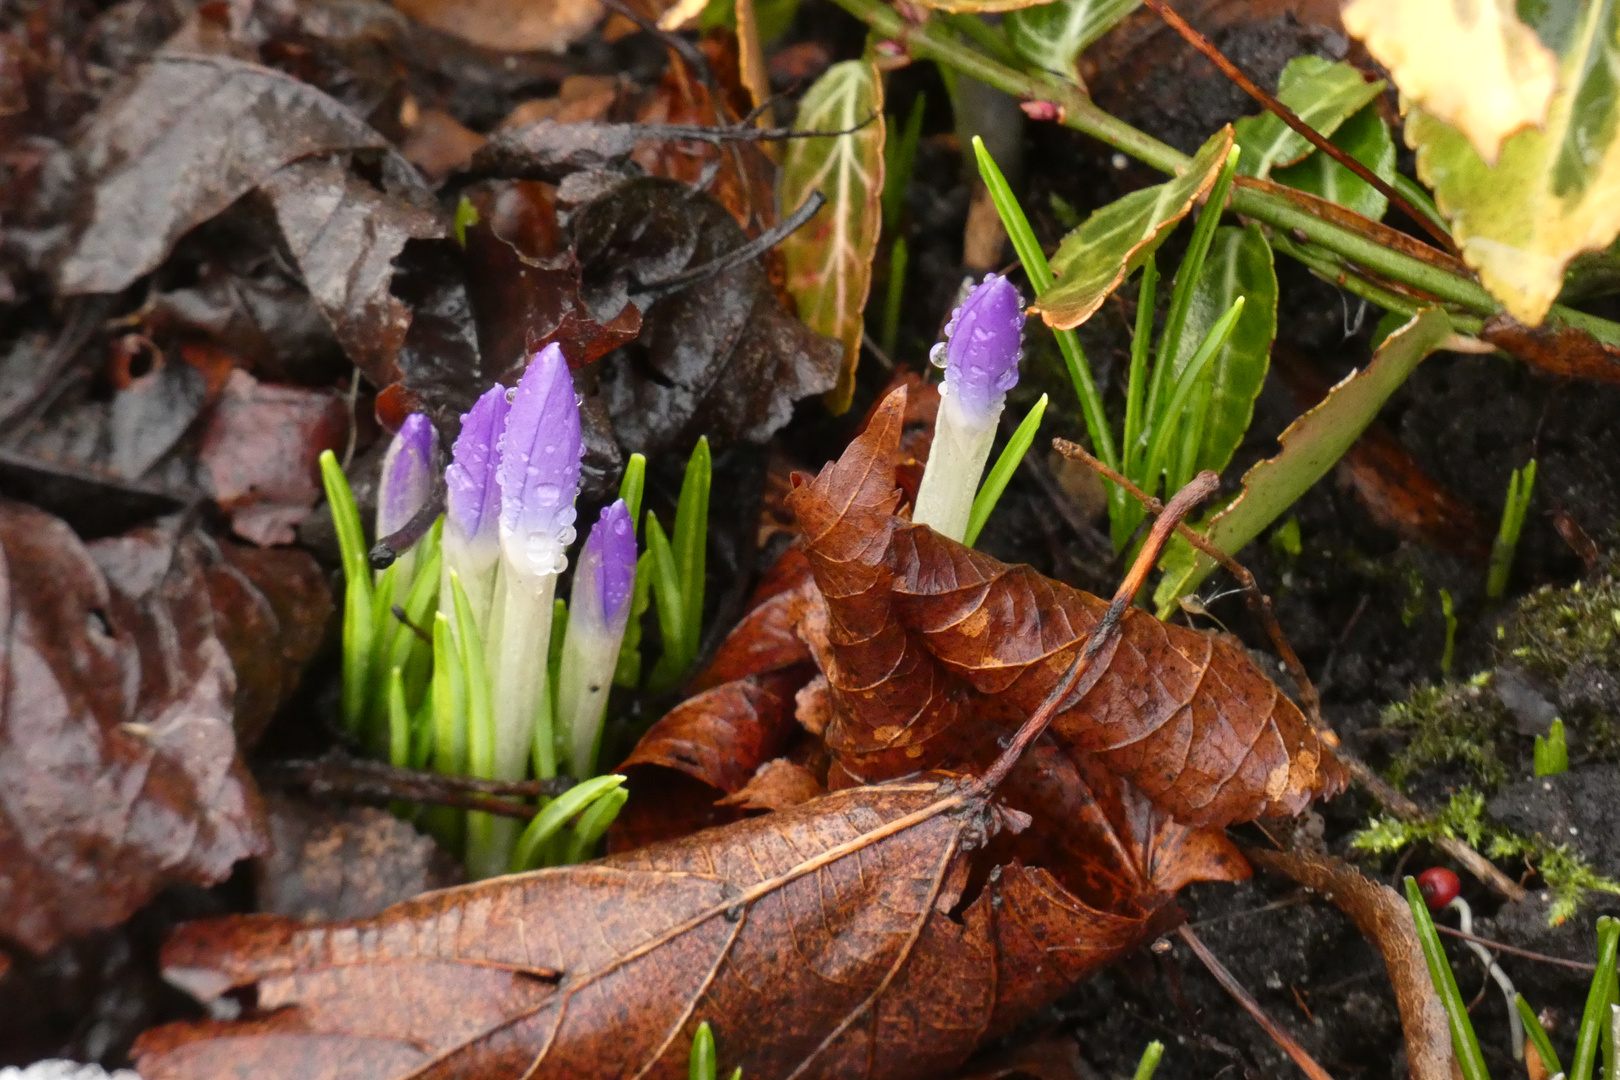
[441,537,499,642]
[912,386,1004,542]
[489,559,559,782]
[559,615,623,780]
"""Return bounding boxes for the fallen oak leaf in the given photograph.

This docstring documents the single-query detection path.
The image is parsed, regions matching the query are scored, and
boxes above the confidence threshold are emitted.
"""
[785,384,1345,826]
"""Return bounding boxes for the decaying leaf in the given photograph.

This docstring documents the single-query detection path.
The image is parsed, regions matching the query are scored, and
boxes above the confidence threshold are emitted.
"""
[0,502,267,955]
[1396,1,1620,323]
[135,775,1170,1080]
[1232,57,1385,179]
[778,57,885,413]
[391,0,604,54]
[787,386,1345,825]
[1342,0,1557,164]
[1035,126,1233,331]
[1153,307,1455,611]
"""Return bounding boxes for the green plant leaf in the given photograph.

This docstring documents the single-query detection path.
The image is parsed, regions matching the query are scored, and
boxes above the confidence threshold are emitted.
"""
[1005,0,1141,81]
[1402,0,1620,324]
[673,437,711,666]
[965,393,1047,546]
[1575,917,1620,1080]
[1233,56,1386,179]
[1404,877,1492,1080]
[1036,125,1233,331]
[778,57,885,413]
[1272,105,1397,221]
[509,775,627,873]
[1517,994,1564,1079]
[1167,224,1277,479]
[1154,307,1453,613]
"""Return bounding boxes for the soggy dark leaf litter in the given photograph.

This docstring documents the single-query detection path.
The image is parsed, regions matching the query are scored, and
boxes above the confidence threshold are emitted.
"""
[0,0,1617,1076]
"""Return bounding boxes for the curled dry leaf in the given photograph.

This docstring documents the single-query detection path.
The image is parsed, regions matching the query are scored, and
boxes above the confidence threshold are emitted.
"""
[136,775,1164,1080]
[0,502,267,955]
[392,0,603,54]
[786,385,1345,826]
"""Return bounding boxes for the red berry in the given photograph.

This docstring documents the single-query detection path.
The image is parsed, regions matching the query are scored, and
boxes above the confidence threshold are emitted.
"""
[1416,867,1461,909]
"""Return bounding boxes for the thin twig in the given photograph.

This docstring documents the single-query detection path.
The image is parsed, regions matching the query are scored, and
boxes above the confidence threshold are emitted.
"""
[1177,924,1339,1080]
[1051,437,1529,904]
[267,753,577,819]
[1140,0,1459,257]
[1435,926,1598,973]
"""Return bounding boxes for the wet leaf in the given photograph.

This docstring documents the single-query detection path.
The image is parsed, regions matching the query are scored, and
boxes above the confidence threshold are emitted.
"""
[1342,0,1558,164]
[1005,0,1142,82]
[1480,310,1620,383]
[134,774,1166,1080]
[1153,307,1455,611]
[56,55,390,296]
[0,502,267,955]
[1272,105,1397,221]
[1167,223,1277,479]
[1232,57,1385,179]
[778,57,885,412]
[1036,126,1232,331]
[786,386,1345,826]
[392,0,603,54]
[1397,0,1620,323]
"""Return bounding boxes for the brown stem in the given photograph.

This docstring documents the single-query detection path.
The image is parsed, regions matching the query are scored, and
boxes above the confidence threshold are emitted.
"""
[1140,0,1459,257]
[266,753,577,820]
[1050,437,1529,904]
[1176,924,1340,1080]
[1435,926,1597,973]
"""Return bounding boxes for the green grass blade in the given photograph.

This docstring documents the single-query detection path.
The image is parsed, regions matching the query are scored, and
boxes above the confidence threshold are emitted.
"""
[452,572,493,780]
[644,511,688,692]
[619,453,646,531]
[972,135,1119,473]
[1140,296,1244,496]
[691,1021,718,1080]
[1487,459,1537,600]
[387,665,410,769]
[1123,253,1159,480]
[1133,1041,1165,1080]
[614,550,653,690]
[510,775,627,873]
[1405,877,1491,1080]
[320,450,374,734]
[965,394,1047,546]
[1517,994,1564,1078]
[562,785,628,865]
[1574,917,1620,1080]
[673,437,711,666]
[431,612,467,775]
[881,235,909,359]
[882,92,926,230]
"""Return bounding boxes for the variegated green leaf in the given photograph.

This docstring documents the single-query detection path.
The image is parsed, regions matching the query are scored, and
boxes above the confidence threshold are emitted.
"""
[1035,125,1232,331]
[1005,0,1141,81]
[1169,224,1277,478]
[1154,307,1453,613]
[1272,105,1397,221]
[1405,0,1620,324]
[1233,56,1385,179]
[778,58,885,414]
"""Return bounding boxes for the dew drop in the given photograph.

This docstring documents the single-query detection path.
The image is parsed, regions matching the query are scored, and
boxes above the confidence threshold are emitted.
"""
[505,387,517,402]
[534,482,560,505]
[972,325,992,342]
[559,525,576,546]
[552,553,570,574]
[929,342,948,368]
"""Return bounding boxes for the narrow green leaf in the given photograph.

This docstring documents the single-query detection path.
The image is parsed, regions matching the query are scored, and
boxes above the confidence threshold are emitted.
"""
[319,450,374,734]
[510,775,627,873]
[691,1021,718,1080]
[1404,877,1492,1080]
[1005,0,1141,81]
[1574,917,1620,1080]
[431,612,466,775]
[614,550,653,690]
[778,57,885,412]
[1154,307,1452,613]
[644,512,688,692]
[1273,105,1397,221]
[673,437,711,666]
[539,595,567,780]
[1132,1041,1165,1080]
[882,92,926,229]
[451,572,493,780]
[1166,224,1278,481]
[618,453,646,532]
[1140,296,1244,496]
[1487,458,1537,600]
[1233,56,1385,179]
[1517,994,1564,1079]
[561,785,628,865]
[1039,125,1234,332]
[386,665,410,769]
[880,235,908,359]
[966,393,1047,546]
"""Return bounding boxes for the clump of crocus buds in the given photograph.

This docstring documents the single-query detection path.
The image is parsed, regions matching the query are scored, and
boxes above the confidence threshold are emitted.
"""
[913,273,1026,541]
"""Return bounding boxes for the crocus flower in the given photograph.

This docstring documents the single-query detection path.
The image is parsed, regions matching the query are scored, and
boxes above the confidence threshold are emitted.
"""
[558,499,637,779]
[914,273,1026,542]
[473,343,583,877]
[442,384,510,635]
[376,412,436,605]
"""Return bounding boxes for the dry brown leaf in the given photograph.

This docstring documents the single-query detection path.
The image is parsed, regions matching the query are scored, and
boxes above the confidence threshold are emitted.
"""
[718,758,826,810]
[391,0,604,54]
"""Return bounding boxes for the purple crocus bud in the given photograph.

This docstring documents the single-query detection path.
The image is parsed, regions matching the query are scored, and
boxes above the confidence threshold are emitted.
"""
[377,412,436,540]
[497,343,583,576]
[929,272,1025,425]
[445,384,511,556]
[578,499,636,626]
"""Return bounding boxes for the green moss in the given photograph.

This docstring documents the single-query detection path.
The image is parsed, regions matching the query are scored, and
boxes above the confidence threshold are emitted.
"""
[1352,789,1620,926]
[1502,562,1620,760]
[1380,681,1513,790]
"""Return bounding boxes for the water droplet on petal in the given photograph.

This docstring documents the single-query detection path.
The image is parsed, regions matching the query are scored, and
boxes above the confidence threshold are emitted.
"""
[929,342,947,368]
[505,387,517,402]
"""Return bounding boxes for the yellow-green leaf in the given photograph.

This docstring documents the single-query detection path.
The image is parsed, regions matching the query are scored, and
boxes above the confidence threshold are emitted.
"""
[1343,0,1558,164]
[778,58,885,414]
[1005,0,1142,81]
[1035,125,1232,331]
[1233,56,1385,179]
[1154,307,1454,613]
[1405,0,1620,325]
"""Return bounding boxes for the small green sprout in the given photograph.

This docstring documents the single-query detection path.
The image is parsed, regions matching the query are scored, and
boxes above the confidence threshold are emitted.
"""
[1535,718,1570,777]
[1440,588,1457,677]
[1487,458,1537,601]
[689,1021,742,1080]
[1133,1040,1165,1080]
